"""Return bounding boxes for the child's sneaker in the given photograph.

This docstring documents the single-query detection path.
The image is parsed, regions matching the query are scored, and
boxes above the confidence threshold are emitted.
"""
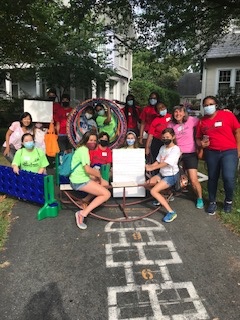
[196,198,204,209]
[162,211,177,223]
[75,211,87,229]
[152,200,161,206]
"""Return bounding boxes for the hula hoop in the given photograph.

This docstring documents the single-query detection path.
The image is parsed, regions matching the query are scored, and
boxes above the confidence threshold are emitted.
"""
[67,98,127,149]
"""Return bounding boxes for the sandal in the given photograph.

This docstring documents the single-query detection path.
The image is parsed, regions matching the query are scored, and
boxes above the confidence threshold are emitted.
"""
[75,211,87,230]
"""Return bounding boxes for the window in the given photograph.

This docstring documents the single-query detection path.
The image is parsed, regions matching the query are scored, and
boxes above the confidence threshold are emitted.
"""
[235,70,240,94]
[218,70,231,93]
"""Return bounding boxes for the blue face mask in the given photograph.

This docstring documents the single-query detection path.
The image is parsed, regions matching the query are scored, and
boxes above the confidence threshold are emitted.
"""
[204,105,216,116]
[127,100,134,106]
[97,109,105,116]
[126,139,135,146]
[159,109,167,116]
[24,141,35,149]
[149,98,157,106]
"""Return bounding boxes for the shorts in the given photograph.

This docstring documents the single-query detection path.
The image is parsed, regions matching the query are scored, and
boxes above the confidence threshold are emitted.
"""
[181,152,198,170]
[70,180,90,191]
[158,172,179,187]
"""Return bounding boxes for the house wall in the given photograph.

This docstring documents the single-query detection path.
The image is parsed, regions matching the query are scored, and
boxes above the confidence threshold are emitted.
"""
[202,57,240,98]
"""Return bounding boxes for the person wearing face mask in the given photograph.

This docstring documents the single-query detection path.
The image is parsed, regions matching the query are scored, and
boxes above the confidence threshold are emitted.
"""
[145,102,171,162]
[89,132,112,168]
[139,91,160,146]
[54,93,73,152]
[122,131,139,149]
[69,131,111,230]
[168,105,204,209]
[78,105,98,142]
[46,88,61,123]
[12,133,49,174]
[196,95,240,215]
[145,128,181,223]
[124,94,141,136]
[95,102,117,143]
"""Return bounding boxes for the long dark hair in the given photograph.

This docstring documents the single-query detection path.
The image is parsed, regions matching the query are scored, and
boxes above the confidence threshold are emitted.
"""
[124,94,139,123]
[77,131,98,147]
[19,112,33,129]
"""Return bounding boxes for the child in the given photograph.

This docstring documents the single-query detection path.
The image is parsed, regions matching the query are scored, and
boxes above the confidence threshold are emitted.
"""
[69,131,111,230]
[145,128,181,223]
[12,133,49,174]
[122,131,139,149]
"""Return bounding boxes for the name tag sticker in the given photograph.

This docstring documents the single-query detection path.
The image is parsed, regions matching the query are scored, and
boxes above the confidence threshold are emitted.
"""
[102,152,107,156]
[214,121,222,127]
[166,117,171,122]
[177,125,183,131]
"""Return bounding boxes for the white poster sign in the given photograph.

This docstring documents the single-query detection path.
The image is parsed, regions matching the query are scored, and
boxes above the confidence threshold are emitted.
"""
[112,149,146,197]
[24,100,53,123]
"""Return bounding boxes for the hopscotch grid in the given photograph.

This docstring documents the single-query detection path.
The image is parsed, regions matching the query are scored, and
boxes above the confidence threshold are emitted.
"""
[105,219,210,320]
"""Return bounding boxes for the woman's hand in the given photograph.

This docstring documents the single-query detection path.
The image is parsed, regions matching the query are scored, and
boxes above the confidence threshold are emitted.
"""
[3,146,10,156]
[201,140,210,148]
[145,164,152,172]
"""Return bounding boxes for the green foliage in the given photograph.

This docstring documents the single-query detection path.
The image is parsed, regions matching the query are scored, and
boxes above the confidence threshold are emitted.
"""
[0,98,24,127]
[130,79,180,108]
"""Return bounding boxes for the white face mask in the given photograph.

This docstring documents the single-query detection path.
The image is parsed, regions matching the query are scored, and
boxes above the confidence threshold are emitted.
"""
[204,105,216,116]
[97,109,105,116]
[85,113,92,119]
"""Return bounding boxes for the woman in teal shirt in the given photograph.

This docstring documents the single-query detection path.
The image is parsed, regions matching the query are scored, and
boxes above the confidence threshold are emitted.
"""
[70,131,111,230]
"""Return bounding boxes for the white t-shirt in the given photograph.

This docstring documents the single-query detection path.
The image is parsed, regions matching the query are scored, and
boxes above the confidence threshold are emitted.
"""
[156,144,181,176]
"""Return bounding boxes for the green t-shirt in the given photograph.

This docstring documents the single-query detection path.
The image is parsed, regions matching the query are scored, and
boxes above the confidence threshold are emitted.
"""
[69,146,90,184]
[96,115,117,142]
[12,148,49,173]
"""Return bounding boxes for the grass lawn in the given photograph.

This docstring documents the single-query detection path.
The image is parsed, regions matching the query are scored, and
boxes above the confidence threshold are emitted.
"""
[0,155,15,250]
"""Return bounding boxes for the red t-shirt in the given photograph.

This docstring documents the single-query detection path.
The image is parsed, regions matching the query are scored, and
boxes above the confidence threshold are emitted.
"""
[123,106,141,130]
[89,146,112,165]
[148,113,172,139]
[53,102,62,122]
[196,110,240,151]
[54,107,73,134]
[139,105,158,133]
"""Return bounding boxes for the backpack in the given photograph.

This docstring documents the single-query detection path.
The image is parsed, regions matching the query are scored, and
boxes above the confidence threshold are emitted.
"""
[58,151,81,177]
[174,165,188,192]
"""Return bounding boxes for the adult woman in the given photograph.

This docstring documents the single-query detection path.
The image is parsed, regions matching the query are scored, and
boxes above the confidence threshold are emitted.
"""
[168,105,204,209]
[196,96,240,214]
[2,112,34,163]
[69,131,111,230]
[145,128,181,223]
[55,93,73,152]
[95,102,117,143]
[124,94,141,135]
[139,91,160,146]
[145,102,172,162]
[12,133,49,174]
[122,131,139,149]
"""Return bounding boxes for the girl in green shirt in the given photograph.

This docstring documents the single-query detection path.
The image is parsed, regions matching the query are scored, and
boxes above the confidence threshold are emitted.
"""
[70,131,111,230]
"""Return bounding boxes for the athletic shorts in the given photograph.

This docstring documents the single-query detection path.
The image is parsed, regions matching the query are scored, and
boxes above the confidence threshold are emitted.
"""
[181,152,198,170]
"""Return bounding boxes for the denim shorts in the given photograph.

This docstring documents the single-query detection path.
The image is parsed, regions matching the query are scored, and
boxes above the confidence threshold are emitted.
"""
[70,180,90,191]
[158,172,179,187]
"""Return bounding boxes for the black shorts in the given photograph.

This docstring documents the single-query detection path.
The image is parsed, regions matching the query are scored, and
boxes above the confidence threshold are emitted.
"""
[181,152,198,170]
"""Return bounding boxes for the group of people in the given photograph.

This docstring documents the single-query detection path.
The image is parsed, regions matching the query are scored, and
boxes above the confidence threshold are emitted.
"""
[1,90,240,230]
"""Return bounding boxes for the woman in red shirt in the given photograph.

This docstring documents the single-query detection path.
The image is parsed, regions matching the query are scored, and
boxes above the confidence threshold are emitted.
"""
[124,94,141,136]
[139,91,160,146]
[145,102,171,162]
[196,95,240,215]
